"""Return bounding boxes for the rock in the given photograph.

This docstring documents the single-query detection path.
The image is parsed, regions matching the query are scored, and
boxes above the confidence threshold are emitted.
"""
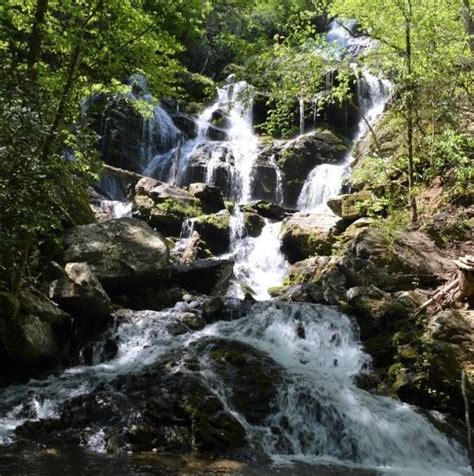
[340,228,455,292]
[243,212,265,237]
[280,213,337,263]
[241,200,286,221]
[250,160,280,203]
[210,109,232,129]
[62,218,169,291]
[181,143,234,195]
[201,338,284,425]
[48,262,111,320]
[169,258,234,296]
[170,112,198,138]
[327,191,374,221]
[0,288,71,380]
[192,211,231,255]
[89,94,181,174]
[424,309,474,403]
[273,130,348,207]
[188,182,225,214]
[133,178,202,236]
[179,312,206,331]
[347,286,396,339]
[206,124,228,141]
[178,231,211,264]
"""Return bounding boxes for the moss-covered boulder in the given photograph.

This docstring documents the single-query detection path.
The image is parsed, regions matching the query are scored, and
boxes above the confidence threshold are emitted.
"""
[133,178,203,236]
[193,211,231,255]
[180,72,217,103]
[243,212,265,237]
[280,213,338,263]
[327,191,374,221]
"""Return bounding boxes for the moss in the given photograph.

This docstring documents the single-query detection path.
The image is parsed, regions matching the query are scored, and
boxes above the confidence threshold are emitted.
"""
[210,349,248,367]
[195,211,230,230]
[153,197,202,220]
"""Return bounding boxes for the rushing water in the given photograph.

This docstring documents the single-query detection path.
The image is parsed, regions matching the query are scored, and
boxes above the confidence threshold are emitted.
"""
[0,302,468,474]
[1,19,469,476]
[297,22,392,213]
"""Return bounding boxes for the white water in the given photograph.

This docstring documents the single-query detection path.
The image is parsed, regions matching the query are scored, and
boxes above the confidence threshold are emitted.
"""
[297,23,392,213]
[0,302,467,474]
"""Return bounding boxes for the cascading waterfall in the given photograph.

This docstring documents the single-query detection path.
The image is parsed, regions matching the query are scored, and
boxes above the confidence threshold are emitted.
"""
[297,22,392,213]
[0,302,468,474]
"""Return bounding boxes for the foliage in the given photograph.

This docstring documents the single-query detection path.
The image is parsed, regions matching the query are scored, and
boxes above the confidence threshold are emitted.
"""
[0,0,206,291]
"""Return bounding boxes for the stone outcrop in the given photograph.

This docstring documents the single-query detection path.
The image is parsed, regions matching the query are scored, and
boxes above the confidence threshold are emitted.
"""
[188,182,225,214]
[327,190,374,221]
[0,288,71,380]
[62,218,169,291]
[280,213,339,263]
[133,178,202,236]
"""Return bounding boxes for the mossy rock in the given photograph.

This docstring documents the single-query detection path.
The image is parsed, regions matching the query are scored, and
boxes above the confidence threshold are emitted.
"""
[243,212,265,237]
[193,211,231,255]
[327,191,374,221]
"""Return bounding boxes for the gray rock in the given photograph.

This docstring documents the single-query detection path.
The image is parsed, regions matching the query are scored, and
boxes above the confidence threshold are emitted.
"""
[62,218,169,290]
[48,262,111,320]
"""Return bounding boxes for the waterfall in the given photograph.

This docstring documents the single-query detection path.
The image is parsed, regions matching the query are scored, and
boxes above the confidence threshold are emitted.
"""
[299,97,305,135]
[0,302,468,474]
[297,22,392,213]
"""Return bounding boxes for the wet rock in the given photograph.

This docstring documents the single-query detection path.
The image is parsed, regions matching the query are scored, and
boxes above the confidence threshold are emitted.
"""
[62,218,169,291]
[170,112,198,138]
[199,338,284,425]
[16,353,247,456]
[250,160,280,202]
[169,258,234,296]
[48,262,111,321]
[265,130,348,207]
[133,178,203,236]
[241,200,286,221]
[207,124,228,141]
[280,213,337,263]
[192,210,231,255]
[188,182,225,214]
[243,212,265,238]
[181,143,235,196]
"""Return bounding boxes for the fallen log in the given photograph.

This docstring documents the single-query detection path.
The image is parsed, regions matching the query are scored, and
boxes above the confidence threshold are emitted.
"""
[412,254,474,317]
[103,164,146,181]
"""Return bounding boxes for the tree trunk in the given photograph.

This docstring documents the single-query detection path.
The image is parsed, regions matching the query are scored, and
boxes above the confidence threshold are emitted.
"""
[461,0,474,52]
[405,0,418,224]
[27,0,49,81]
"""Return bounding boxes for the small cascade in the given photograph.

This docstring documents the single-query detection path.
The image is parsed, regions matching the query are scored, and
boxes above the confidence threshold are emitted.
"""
[299,97,305,135]
[297,22,392,213]
[297,164,345,212]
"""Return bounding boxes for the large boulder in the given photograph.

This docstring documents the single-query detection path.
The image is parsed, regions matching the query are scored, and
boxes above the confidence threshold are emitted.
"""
[241,200,286,221]
[89,93,181,174]
[340,228,455,292]
[249,159,281,203]
[133,178,202,236]
[62,218,169,291]
[327,191,374,221]
[168,258,234,296]
[188,182,225,214]
[48,262,111,321]
[0,288,71,380]
[192,211,231,255]
[280,213,338,263]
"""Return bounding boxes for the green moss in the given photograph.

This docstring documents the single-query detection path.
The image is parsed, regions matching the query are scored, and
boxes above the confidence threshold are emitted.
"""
[153,197,201,219]
[210,349,248,367]
[195,211,230,230]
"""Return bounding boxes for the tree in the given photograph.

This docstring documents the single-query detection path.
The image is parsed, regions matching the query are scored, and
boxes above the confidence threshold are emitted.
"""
[331,0,471,224]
